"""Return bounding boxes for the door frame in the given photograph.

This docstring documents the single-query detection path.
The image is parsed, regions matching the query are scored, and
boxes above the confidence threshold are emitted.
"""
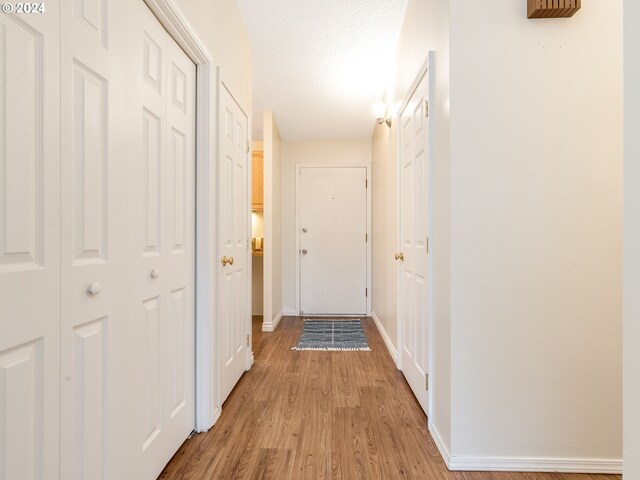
[396,53,434,421]
[143,0,250,433]
[294,164,372,316]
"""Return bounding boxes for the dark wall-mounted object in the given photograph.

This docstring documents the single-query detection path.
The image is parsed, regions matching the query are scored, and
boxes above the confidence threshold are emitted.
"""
[528,0,581,18]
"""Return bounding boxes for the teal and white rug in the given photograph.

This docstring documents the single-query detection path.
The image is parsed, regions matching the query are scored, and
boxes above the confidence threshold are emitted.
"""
[292,319,371,351]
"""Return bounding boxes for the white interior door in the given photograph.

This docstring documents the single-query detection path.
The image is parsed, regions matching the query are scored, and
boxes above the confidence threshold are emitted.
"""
[59,0,132,478]
[129,3,196,478]
[298,166,367,315]
[0,9,61,480]
[218,84,249,404]
[398,68,430,415]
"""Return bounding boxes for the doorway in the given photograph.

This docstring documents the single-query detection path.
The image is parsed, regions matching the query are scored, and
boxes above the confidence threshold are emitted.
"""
[296,165,371,315]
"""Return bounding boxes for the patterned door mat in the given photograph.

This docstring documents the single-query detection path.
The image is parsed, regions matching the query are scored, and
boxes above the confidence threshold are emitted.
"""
[292,319,371,351]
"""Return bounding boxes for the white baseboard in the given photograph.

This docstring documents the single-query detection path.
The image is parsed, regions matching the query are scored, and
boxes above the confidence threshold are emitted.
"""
[448,456,622,474]
[428,423,451,468]
[370,310,397,365]
[282,308,297,316]
[262,310,283,332]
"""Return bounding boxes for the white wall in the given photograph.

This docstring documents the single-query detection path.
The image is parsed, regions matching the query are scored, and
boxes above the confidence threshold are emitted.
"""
[449,0,622,463]
[281,140,372,312]
[263,112,283,329]
[174,0,252,111]
[371,0,452,453]
[624,0,640,476]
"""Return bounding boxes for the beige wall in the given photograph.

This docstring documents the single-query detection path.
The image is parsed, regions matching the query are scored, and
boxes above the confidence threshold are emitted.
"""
[371,0,452,452]
[625,0,640,476]
[371,123,398,346]
[281,140,372,312]
[449,0,622,461]
[263,112,283,327]
[174,0,252,111]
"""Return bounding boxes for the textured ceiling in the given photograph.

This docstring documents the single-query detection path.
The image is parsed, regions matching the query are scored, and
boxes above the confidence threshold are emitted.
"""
[237,0,409,141]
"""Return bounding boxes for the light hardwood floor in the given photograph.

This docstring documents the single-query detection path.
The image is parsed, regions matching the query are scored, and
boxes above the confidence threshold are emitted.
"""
[159,316,620,480]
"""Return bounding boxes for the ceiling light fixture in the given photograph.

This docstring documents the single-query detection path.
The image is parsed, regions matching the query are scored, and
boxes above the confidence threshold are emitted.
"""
[373,102,392,128]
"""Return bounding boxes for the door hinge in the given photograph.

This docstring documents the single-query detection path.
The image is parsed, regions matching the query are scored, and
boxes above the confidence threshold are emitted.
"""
[246,334,250,347]
[246,145,250,154]
[424,99,429,118]
[365,233,368,242]
[426,236,429,254]
[366,288,368,298]
[426,373,429,390]
[365,179,368,188]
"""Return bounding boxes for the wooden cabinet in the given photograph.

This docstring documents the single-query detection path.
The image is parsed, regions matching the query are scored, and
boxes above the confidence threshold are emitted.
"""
[252,151,264,210]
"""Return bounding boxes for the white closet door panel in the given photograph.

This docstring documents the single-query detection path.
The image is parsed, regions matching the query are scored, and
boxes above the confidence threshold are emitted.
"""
[0,9,61,480]
[130,10,168,476]
[163,33,195,454]
[130,4,196,478]
[60,0,131,478]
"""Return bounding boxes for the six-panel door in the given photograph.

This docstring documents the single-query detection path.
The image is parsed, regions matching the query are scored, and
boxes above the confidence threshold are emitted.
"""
[218,84,249,405]
[399,69,430,416]
[0,8,61,480]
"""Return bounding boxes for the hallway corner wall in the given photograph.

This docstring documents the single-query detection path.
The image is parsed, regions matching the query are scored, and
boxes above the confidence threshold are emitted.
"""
[449,0,622,465]
[371,0,452,457]
[624,0,640,476]
[263,112,283,329]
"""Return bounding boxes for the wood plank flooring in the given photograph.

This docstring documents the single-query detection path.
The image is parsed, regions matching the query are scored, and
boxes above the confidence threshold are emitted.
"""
[159,317,620,480]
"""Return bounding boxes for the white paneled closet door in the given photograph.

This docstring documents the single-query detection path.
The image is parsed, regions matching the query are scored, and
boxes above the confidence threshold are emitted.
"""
[218,84,249,405]
[0,8,61,480]
[59,0,132,478]
[129,3,196,478]
[398,68,430,416]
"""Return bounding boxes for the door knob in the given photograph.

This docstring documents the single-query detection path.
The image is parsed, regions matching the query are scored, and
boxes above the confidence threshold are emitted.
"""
[221,256,229,267]
[301,249,308,255]
[302,227,308,233]
[150,268,160,279]
[228,256,234,265]
[87,282,102,296]
[395,253,404,261]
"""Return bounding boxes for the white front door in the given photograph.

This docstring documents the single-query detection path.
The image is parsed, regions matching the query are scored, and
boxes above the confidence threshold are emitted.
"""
[298,166,367,315]
[218,84,249,404]
[129,3,196,478]
[398,67,430,415]
[0,8,61,479]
